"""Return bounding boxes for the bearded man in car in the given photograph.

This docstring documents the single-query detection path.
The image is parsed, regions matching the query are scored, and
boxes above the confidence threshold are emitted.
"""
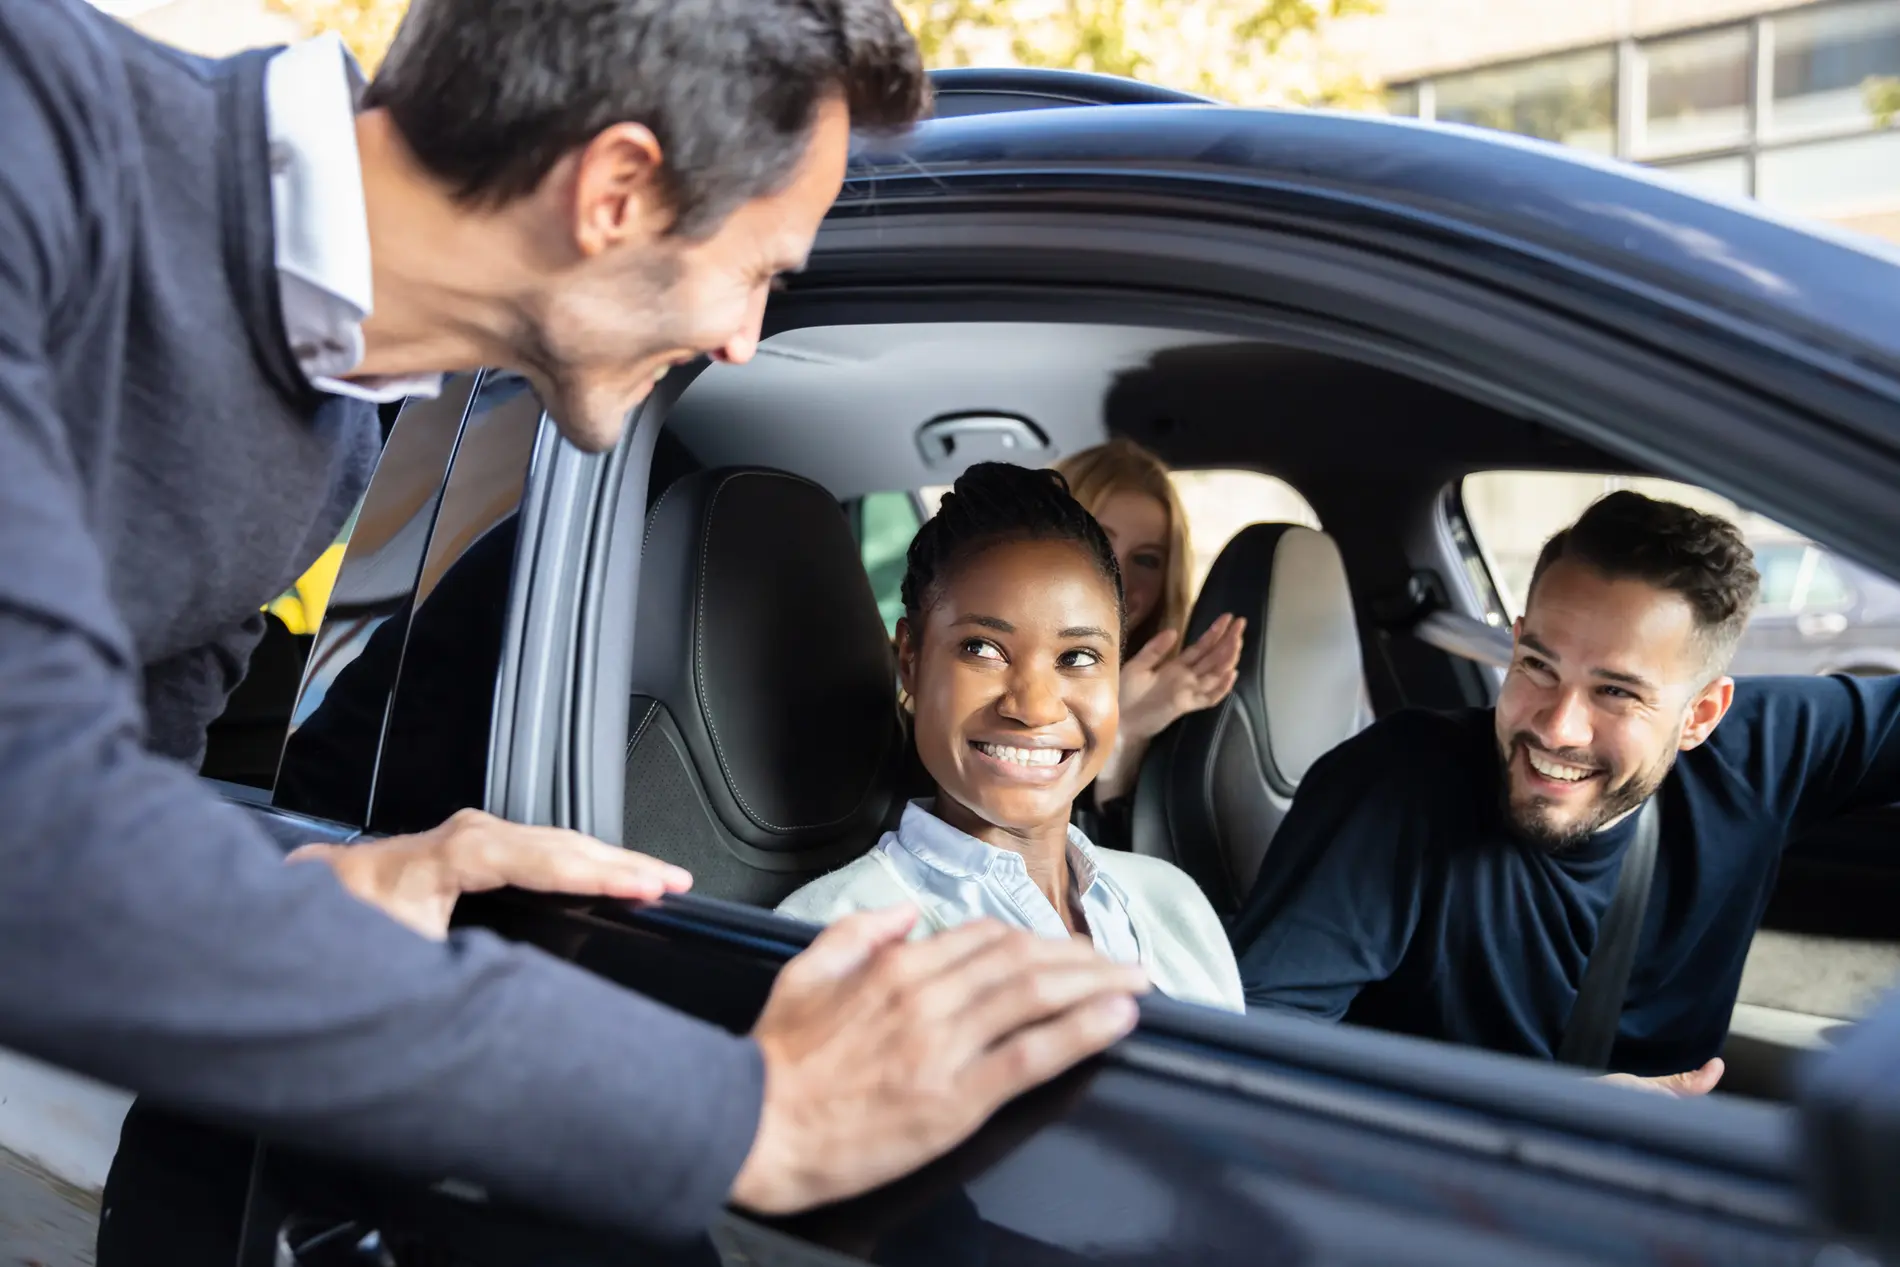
[1230,491,1900,1094]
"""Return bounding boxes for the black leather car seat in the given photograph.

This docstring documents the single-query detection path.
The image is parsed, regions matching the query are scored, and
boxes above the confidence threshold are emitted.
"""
[624,467,909,905]
[1129,523,1369,917]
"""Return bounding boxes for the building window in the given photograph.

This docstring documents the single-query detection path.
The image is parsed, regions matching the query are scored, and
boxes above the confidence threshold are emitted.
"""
[1756,128,1900,217]
[1638,25,1752,158]
[1432,47,1618,153]
[1397,1,1900,242]
[1652,152,1752,199]
[1768,0,1900,136]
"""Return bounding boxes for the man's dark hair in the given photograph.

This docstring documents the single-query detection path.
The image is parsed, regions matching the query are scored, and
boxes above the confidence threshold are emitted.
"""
[1528,490,1762,675]
[902,463,1126,643]
[363,0,929,236]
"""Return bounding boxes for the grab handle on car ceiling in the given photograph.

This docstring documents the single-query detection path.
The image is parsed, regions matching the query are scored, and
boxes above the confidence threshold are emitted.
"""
[915,413,1052,472]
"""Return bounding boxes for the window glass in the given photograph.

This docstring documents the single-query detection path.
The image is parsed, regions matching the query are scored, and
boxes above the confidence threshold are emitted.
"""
[857,490,923,635]
[1753,542,1808,612]
[1463,472,1781,614]
[914,469,1320,605]
[1461,471,1900,679]
[1756,128,1900,217]
[1170,469,1321,594]
[1652,153,1753,199]
[1384,83,1419,117]
[1768,0,1900,135]
[1806,552,1856,609]
[1640,26,1751,156]
[1434,48,1618,153]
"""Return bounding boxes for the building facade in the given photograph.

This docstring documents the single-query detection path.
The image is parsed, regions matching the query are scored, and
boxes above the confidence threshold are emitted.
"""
[1345,0,1900,243]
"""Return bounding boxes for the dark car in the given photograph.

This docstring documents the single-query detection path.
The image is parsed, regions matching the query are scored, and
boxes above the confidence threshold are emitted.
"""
[196,69,1900,1267]
[1732,538,1900,678]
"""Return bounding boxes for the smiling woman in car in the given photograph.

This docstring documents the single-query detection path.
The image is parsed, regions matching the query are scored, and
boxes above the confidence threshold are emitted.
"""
[777,462,1244,1012]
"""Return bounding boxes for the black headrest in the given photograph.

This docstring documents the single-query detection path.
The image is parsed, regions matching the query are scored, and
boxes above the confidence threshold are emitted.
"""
[1187,522,1365,792]
[633,468,903,852]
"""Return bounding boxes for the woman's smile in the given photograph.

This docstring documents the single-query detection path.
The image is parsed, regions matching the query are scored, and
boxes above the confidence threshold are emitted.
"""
[967,738,1079,784]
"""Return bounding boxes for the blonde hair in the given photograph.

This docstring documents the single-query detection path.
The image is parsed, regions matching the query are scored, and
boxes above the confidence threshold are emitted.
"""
[1053,439,1193,652]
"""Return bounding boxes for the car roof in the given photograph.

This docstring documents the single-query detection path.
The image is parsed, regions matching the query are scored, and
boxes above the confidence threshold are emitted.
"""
[845,103,1900,381]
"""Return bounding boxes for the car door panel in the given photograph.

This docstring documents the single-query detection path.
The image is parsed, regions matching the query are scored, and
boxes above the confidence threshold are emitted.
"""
[255,885,1816,1267]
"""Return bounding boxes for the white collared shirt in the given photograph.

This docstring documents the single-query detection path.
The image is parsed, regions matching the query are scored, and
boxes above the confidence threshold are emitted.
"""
[776,801,1247,1011]
[263,35,441,404]
[873,801,1145,964]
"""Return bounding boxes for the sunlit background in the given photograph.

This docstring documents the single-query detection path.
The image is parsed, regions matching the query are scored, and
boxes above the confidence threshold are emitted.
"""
[92,0,1900,664]
[91,0,1900,243]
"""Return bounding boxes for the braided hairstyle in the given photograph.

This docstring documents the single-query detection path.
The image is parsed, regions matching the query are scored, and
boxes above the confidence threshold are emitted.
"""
[901,462,1125,644]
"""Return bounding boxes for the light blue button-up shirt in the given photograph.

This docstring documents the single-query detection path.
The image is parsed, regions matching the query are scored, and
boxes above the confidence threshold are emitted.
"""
[779,801,1246,1011]
[869,802,1144,965]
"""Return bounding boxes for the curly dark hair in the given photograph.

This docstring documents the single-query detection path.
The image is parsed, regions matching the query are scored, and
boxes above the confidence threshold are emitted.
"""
[1528,490,1761,672]
[901,463,1125,642]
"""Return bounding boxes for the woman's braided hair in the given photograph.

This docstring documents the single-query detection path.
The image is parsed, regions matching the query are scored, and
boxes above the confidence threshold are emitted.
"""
[901,462,1126,643]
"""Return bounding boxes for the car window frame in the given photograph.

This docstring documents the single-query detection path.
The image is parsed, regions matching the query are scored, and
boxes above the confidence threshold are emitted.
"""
[229,143,1900,1260]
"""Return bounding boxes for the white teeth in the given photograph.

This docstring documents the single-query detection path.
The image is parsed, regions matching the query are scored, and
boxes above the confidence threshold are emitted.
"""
[1527,751,1596,782]
[975,742,1065,768]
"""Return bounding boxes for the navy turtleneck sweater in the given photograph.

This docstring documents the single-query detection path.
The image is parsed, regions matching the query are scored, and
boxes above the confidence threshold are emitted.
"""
[1231,675,1900,1076]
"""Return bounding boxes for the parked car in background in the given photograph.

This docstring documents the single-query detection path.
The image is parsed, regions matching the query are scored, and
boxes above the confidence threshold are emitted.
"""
[1732,538,1900,678]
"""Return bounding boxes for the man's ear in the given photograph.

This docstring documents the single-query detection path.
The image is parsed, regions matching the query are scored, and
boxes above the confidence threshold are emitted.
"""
[570,122,668,257]
[895,617,920,701]
[1680,675,1735,751]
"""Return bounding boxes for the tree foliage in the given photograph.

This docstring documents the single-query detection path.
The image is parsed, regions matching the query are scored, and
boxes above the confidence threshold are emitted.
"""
[1867,75,1900,130]
[273,0,1385,106]
[268,0,407,72]
[896,0,1385,107]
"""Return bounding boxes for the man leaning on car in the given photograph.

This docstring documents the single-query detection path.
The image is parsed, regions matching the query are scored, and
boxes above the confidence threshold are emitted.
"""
[1230,492,1900,1094]
[0,1,1151,1262]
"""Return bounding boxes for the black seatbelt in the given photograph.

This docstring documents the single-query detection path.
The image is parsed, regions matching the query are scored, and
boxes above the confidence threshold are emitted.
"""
[1556,797,1662,1070]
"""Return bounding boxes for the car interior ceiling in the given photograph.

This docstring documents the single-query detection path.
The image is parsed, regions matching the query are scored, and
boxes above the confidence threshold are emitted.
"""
[665,319,1644,719]
[645,314,1900,1102]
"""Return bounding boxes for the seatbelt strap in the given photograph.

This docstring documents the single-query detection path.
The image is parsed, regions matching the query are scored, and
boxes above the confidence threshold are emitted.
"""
[1556,796,1662,1070]
[1409,609,1514,668]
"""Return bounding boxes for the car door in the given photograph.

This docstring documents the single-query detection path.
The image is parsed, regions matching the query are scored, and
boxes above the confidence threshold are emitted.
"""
[235,76,1900,1266]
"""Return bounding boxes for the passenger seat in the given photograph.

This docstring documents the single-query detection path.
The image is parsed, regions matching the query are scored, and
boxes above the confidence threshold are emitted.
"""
[625,467,909,905]
[1128,523,1368,917]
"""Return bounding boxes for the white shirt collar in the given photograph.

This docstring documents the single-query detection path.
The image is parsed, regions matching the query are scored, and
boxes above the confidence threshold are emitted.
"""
[882,801,1141,964]
[895,800,1112,891]
[264,35,441,404]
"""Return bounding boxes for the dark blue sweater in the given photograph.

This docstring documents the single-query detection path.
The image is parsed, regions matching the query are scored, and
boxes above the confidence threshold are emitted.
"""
[1230,675,1900,1076]
[0,0,758,1239]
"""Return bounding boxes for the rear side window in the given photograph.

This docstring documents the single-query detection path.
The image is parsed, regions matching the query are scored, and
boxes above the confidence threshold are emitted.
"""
[857,468,1321,627]
[854,490,924,635]
[1169,469,1320,593]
